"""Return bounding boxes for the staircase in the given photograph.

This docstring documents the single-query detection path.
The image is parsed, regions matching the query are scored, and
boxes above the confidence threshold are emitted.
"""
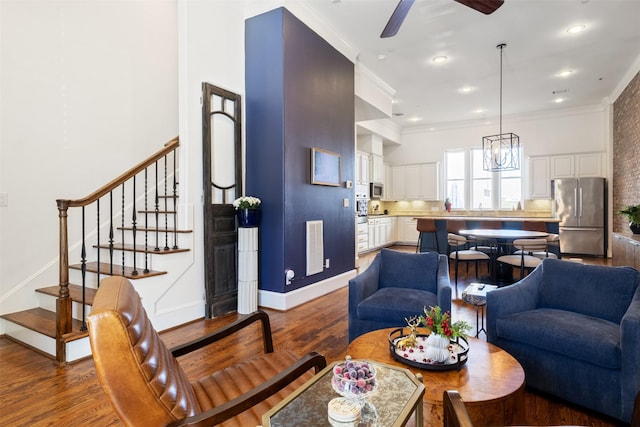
[1,137,191,364]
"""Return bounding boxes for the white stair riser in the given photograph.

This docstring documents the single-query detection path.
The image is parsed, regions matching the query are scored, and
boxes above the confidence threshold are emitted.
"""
[38,293,93,321]
[4,320,56,356]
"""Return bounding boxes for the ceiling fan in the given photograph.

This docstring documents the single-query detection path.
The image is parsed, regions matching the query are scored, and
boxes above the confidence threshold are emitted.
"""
[381,0,504,38]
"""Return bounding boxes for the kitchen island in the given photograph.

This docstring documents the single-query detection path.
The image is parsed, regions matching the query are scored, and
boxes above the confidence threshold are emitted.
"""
[411,216,560,255]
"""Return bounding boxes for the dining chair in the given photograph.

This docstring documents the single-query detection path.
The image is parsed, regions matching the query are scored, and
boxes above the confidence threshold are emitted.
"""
[522,221,560,259]
[496,238,549,280]
[447,233,491,297]
[417,218,439,253]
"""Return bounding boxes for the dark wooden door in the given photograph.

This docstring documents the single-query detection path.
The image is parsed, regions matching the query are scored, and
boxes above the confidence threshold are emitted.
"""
[202,83,242,317]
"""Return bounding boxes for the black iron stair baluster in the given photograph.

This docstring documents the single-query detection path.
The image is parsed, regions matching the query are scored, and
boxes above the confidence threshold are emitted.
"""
[131,176,138,276]
[109,192,114,276]
[121,183,125,276]
[172,150,178,250]
[96,199,100,287]
[80,206,87,331]
[154,160,160,252]
[163,154,169,251]
[144,167,149,273]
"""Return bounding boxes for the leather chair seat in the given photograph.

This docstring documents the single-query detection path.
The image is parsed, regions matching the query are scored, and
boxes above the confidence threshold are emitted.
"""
[192,350,313,427]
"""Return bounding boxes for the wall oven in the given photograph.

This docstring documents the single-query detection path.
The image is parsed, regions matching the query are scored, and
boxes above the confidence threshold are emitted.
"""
[370,182,383,199]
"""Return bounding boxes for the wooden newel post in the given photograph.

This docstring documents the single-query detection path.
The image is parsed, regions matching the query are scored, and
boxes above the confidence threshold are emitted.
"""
[56,200,72,364]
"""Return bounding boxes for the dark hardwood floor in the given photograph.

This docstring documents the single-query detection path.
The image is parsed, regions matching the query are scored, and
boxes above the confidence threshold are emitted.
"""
[0,246,625,426]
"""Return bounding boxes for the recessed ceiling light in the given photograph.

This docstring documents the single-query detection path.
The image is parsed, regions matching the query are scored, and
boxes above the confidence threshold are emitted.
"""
[433,56,448,64]
[458,86,474,93]
[473,108,487,114]
[408,116,423,122]
[377,54,386,61]
[554,97,565,103]
[558,70,573,77]
[567,24,586,34]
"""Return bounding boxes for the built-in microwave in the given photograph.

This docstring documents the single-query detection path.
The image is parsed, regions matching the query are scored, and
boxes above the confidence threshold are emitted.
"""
[370,182,383,199]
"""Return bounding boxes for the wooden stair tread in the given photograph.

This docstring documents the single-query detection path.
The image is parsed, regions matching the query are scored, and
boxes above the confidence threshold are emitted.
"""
[118,226,192,233]
[93,243,189,254]
[1,308,85,339]
[36,284,96,306]
[69,262,166,279]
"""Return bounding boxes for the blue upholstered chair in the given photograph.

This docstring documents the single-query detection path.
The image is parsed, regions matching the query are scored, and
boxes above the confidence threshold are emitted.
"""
[487,258,640,423]
[348,248,452,342]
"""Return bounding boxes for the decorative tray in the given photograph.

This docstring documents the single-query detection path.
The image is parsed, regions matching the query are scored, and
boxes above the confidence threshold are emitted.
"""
[387,327,469,371]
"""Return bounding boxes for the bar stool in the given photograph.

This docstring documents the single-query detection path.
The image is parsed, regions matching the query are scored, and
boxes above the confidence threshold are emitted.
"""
[447,233,491,298]
[416,218,439,253]
[522,221,560,259]
[497,238,548,280]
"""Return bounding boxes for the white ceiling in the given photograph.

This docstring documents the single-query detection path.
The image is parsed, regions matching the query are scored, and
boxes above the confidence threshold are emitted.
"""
[299,0,640,129]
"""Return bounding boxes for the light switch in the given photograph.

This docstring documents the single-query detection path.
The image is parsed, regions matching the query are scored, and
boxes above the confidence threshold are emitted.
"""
[343,198,349,208]
[0,192,7,207]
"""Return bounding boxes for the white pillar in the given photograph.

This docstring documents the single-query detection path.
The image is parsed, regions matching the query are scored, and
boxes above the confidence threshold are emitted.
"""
[238,227,259,314]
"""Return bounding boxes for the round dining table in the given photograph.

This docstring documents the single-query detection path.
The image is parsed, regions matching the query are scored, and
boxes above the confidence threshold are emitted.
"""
[457,228,549,284]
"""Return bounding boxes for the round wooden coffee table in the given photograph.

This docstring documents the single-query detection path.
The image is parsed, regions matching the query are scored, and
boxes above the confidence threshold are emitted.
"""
[347,328,525,427]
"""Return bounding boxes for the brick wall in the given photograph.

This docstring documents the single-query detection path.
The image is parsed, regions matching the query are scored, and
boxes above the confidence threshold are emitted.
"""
[613,71,640,233]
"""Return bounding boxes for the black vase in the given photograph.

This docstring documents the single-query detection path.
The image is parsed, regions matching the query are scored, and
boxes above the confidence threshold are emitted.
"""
[237,208,260,228]
[630,223,640,235]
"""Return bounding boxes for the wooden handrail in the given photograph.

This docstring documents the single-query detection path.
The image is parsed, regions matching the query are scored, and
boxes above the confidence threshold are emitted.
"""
[56,137,179,209]
[55,136,179,363]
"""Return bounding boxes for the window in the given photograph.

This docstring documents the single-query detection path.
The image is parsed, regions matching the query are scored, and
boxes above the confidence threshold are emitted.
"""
[470,148,522,210]
[471,149,493,210]
[500,167,522,210]
[445,150,465,209]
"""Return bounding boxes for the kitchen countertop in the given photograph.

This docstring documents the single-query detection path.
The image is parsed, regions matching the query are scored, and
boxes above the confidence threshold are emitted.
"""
[361,214,559,222]
[412,215,559,222]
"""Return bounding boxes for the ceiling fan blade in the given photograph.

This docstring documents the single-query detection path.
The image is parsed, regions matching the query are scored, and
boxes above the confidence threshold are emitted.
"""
[380,0,416,38]
[454,0,504,15]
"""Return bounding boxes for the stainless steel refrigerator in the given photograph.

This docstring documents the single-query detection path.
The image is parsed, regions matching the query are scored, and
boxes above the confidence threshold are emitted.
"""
[552,177,606,256]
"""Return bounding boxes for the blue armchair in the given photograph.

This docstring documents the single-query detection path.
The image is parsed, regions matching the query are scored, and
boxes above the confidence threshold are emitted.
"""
[487,258,640,422]
[349,248,452,342]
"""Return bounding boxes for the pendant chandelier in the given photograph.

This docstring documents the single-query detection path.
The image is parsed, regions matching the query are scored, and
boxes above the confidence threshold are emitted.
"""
[482,43,520,172]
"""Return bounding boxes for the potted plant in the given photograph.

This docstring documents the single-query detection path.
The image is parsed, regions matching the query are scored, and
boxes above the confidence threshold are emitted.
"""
[233,195,261,228]
[444,198,452,213]
[619,204,640,234]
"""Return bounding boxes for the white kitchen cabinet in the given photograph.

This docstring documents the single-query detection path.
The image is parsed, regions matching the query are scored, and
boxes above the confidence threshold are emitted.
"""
[389,163,440,201]
[575,152,603,177]
[549,152,604,179]
[419,163,439,200]
[529,156,551,199]
[370,154,384,183]
[404,165,421,199]
[356,151,370,185]
[356,222,368,252]
[550,155,574,178]
[397,217,418,244]
[391,165,406,199]
[383,163,392,200]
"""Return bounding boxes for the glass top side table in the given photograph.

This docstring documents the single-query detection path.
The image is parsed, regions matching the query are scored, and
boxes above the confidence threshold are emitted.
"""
[262,360,424,426]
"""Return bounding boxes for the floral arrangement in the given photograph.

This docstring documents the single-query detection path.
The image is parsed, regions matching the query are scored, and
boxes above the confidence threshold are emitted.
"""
[232,196,261,210]
[419,306,471,339]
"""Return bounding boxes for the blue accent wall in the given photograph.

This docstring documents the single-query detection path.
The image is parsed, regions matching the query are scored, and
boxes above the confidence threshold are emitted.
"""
[245,8,355,294]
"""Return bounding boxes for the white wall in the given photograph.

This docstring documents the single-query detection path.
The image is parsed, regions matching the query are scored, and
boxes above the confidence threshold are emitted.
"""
[0,1,178,330]
[385,105,608,165]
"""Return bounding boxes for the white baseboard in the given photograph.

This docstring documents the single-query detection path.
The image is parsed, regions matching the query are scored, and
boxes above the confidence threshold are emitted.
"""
[259,270,356,311]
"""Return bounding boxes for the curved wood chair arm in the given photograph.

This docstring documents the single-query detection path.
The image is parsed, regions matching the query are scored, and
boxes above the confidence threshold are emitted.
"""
[170,310,274,357]
[167,352,327,427]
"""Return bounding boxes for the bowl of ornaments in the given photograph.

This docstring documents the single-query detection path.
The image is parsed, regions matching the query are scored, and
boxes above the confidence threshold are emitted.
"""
[331,357,377,401]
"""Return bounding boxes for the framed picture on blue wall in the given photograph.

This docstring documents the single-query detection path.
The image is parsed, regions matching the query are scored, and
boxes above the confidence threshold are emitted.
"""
[311,147,341,186]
